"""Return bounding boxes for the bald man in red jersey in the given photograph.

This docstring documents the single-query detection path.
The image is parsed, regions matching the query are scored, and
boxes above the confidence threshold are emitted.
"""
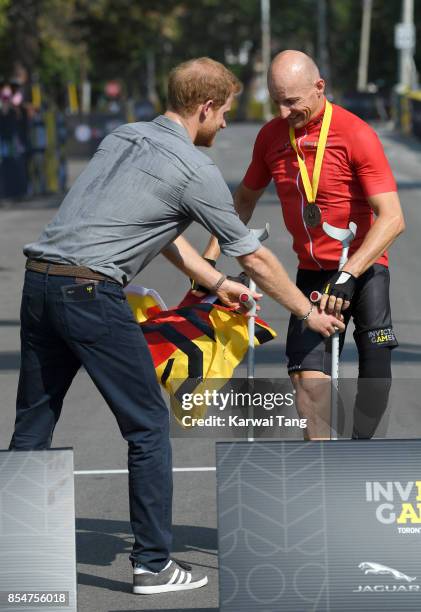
[203,50,405,439]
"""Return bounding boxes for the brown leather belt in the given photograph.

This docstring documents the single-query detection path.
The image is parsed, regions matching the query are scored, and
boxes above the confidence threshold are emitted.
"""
[25,259,120,284]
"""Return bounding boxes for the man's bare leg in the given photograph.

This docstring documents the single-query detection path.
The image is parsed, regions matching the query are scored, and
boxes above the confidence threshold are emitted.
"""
[290,371,331,440]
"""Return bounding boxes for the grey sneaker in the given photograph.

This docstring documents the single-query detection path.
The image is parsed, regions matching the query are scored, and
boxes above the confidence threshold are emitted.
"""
[133,558,208,594]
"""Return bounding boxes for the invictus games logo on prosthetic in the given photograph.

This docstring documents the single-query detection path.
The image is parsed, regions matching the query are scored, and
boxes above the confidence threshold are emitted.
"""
[365,480,421,532]
[368,327,397,345]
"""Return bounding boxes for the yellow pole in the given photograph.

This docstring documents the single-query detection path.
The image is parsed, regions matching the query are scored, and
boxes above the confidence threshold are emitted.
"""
[401,90,411,135]
[45,111,59,192]
[32,84,42,110]
[67,83,79,114]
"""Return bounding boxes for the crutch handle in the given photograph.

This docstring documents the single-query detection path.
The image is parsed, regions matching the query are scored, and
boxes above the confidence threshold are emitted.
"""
[310,290,322,304]
[240,293,256,311]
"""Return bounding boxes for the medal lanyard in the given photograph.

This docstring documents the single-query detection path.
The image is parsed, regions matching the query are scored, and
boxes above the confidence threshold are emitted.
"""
[289,100,332,204]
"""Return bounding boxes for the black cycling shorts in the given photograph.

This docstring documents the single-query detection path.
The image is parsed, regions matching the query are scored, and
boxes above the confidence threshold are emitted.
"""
[286,264,398,375]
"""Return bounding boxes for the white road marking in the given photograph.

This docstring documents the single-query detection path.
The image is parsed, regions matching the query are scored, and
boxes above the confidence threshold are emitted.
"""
[74,467,216,475]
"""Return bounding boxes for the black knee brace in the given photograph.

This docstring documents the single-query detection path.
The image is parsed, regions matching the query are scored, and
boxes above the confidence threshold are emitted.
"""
[352,347,392,439]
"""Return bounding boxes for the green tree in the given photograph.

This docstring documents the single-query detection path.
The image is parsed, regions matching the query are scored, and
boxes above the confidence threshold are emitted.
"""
[74,0,180,99]
[1,0,420,109]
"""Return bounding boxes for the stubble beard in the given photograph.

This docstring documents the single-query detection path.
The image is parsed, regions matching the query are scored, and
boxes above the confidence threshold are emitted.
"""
[195,124,218,147]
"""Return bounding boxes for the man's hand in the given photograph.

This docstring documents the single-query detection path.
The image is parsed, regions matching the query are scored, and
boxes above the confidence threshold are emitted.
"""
[304,306,346,338]
[319,271,357,316]
[216,278,262,312]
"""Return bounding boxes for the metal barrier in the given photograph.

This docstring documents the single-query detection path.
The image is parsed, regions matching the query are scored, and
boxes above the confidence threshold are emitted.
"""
[0,107,29,199]
[0,108,67,200]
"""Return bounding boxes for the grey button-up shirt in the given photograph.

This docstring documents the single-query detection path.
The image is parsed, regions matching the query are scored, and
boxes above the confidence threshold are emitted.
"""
[24,116,260,285]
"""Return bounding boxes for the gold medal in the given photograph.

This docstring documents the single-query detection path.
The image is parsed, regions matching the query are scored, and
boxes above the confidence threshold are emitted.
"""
[303,203,322,228]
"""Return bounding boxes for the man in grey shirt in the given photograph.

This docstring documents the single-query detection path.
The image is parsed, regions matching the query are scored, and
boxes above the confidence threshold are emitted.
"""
[24,113,262,288]
[11,57,343,595]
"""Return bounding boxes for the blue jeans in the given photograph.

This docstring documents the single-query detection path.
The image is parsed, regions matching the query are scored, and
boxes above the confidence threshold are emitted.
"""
[10,270,172,571]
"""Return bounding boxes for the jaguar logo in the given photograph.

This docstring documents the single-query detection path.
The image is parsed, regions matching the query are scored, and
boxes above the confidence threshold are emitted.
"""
[359,562,416,582]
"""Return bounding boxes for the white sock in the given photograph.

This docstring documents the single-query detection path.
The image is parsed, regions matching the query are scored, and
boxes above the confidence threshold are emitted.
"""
[134,559,172,574]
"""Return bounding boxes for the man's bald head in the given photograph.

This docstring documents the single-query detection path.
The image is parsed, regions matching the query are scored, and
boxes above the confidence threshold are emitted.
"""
[269,50,320,90]
[267,50,325,128]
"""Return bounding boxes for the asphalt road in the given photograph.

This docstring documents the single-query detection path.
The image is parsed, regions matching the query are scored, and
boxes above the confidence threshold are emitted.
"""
[0,122,421,611]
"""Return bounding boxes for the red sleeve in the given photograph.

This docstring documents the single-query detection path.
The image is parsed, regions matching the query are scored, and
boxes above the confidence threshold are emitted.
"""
[350,123,397,196]
[242,124,272,190]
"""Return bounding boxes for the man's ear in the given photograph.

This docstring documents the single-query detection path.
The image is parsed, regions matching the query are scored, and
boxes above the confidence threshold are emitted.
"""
[315,79,325,97]
[201,99,214,117]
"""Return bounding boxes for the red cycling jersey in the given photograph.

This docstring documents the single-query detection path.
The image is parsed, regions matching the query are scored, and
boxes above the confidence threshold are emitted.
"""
[243,101,397,270]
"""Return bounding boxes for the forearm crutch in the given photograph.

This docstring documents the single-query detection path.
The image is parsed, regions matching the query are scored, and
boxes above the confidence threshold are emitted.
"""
[239,223,270,442]
[311,221,357,439]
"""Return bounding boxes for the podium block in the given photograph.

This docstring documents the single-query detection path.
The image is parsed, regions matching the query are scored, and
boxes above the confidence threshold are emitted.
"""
[217,440,421,612]
[0,450,76,611]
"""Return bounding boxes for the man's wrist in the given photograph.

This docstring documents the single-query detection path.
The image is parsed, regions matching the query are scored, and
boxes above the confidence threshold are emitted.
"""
[190,258,218,292]
[341,263,361,279]
[297,302,314,321]
[210,273,227,293]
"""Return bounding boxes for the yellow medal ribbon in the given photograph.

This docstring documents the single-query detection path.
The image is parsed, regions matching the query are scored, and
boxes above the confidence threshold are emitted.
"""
[289,100,332,204]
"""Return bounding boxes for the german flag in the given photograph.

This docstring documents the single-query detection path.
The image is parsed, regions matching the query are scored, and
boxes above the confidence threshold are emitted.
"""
[125,285,276,424]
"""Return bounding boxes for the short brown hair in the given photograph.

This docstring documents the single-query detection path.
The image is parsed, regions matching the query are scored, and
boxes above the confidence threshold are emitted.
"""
[167,57,242,116]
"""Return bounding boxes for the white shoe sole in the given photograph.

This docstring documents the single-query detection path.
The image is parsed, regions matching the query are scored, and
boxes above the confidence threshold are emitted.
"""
[133,576,208,594]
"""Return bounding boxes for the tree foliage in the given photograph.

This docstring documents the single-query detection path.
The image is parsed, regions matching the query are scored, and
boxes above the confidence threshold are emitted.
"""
[0,0,420,105]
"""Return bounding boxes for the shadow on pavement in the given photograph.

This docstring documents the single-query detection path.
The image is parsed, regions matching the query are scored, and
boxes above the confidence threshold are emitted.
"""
[77,571,132,594]
[0,351,20,369]
[397,181,421,190]
[3,342,421,373]
[109,609,218,612]
[257,343,421,364]
[76,518,217,568]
